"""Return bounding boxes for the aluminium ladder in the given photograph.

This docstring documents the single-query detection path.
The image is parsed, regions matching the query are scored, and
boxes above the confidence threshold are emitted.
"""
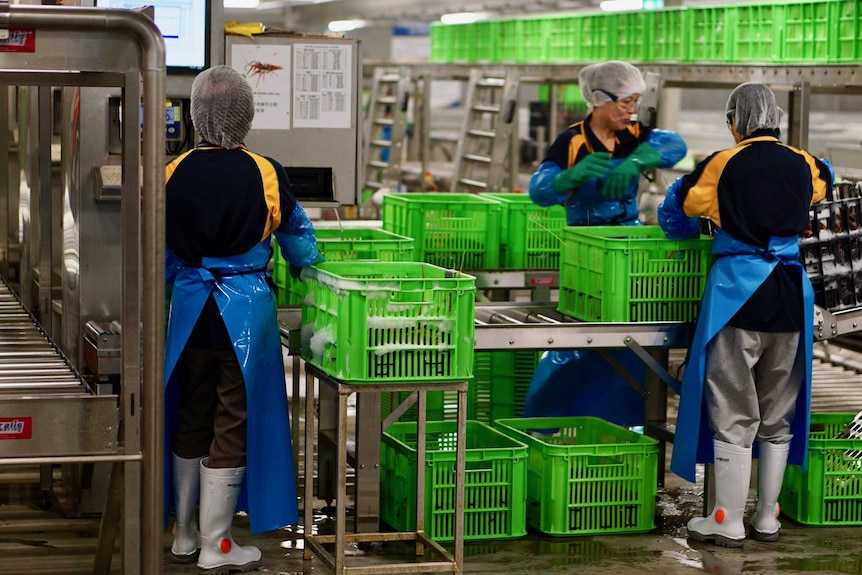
[362,66,412,192]
[450,69,520,193]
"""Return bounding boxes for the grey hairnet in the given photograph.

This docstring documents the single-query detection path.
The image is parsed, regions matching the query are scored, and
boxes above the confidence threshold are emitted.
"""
[726,82,783,138]
[579,61,646,107]
[191,65,254,149]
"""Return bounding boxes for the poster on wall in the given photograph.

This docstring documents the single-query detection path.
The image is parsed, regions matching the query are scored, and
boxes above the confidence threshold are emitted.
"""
[293,43,352,129]
[230,43,292,131]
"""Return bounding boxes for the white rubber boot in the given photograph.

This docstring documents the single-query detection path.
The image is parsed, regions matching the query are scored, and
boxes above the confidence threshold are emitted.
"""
[171,453,204,563]
[687,440,751,548]
[750,441,790,542]
[198,458,261,574]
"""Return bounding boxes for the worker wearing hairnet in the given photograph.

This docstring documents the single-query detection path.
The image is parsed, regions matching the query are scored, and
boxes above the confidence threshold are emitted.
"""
[658,82,833,547]
[523,61,686,429]
[164,65,323,571]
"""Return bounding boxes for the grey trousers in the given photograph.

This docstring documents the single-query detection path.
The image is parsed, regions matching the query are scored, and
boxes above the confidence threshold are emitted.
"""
[703,325,803,448]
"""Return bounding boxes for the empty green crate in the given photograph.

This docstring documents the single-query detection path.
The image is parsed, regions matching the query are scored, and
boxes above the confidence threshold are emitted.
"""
[558,226,712,323]
[430,23,454,63]
[731,3,781,63]
[519,16,552,63]
[482,193,567,269]
[301,261,475,384]
[471,350,541,423]
[611,12,648,62]
[494,416,658,537]
[382,193,502,270]
[684,6,734,63]
[829,0,862,63]
[644,8,685,62]
[573,14,612,63]
[547,15,579,63]
[780,413,862,526]
[380,390,459,422]
[272,228,414,306]
[780,0,831,63]
[380,420,528,542]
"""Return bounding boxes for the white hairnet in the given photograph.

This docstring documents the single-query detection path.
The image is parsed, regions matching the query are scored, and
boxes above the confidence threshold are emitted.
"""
[579,61,646,107]
[726,82,783,138]
[191,65,254,150]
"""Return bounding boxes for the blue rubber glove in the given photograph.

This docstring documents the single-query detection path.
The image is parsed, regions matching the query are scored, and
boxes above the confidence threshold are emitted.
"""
[552,153,612,193]
[603,143,663,201]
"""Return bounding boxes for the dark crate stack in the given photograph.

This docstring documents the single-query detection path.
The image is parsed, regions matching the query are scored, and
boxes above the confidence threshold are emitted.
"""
[800,191,862,313]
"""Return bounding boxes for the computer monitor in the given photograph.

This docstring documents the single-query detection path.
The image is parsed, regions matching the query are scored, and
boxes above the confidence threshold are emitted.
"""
[95,0,210,72]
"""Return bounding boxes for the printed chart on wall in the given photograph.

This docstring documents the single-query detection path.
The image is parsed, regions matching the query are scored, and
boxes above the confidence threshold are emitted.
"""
[231,43,292,131]
[293,43,353,129]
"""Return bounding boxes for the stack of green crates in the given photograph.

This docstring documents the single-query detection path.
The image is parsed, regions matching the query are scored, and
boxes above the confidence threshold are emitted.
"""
[380,420,528,542]
[780,413,862,526]
[494,416,658,537]
[301,261,475,383]
[272,228,414,306]
[382,193,502,271]
[558,226,713,323]
[481,193,567,270]
[429,1,862,65]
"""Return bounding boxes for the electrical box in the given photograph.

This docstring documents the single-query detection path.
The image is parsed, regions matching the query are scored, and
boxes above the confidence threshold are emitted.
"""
[225,34,361,207]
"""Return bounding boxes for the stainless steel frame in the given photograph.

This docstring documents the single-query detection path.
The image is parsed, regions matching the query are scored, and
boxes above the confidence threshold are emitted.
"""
[302,362,466,575]
[0,6,164,574]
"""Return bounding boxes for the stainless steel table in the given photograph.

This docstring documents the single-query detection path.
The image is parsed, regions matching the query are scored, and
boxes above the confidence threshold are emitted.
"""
[302,362,467,575]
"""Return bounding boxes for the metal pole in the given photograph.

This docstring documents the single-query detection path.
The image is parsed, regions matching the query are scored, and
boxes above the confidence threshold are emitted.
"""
[0,7,166,574]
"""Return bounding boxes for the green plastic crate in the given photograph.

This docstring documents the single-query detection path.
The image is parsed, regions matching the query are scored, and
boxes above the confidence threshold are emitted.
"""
[380,420,528,542]
[301,261,475,384]
[644,8,686,62]
[573,14,612,63]
[780,0,831,63]
[780,413,862,526]
[558,226,712,323]
[272,228,414,306]
[380,390,458,422]
[482,193,567,269]
[684,6,733,63]
[731,3,781,63]
[611,12,648,62]
[430,23,454,63]
[471,350,541,422]
[494,416,658,537]
[382,193,502,270]
[547,15,579,63]
[829,0,862,63]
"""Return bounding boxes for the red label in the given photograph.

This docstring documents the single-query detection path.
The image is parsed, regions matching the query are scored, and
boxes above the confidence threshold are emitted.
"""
[0,30,36,53]
[530,276,556,286]
[0,417,32,440]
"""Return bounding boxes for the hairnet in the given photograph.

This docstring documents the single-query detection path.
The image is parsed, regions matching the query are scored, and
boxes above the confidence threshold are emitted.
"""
[190,65,255,149]
[579,61,646,107]
[725,82,782,138]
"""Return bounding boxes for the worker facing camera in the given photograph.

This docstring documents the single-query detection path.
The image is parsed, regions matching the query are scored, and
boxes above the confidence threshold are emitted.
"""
[163,65,323,572]
[658,81,834,548]
[528,59,686,225]
[523,60,687,432]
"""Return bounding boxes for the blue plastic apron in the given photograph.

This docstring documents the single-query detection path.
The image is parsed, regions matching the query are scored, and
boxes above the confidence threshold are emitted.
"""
[164,240,297,534]
[670,229,812,483]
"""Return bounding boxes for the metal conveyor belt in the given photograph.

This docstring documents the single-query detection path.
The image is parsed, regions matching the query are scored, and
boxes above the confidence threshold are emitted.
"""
[0,278,118,460]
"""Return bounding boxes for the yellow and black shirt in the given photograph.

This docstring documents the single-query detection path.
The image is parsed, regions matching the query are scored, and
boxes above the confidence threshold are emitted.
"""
[677,129,831,331]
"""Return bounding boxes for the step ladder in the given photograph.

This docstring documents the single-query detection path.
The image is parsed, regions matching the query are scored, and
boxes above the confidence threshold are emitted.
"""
[362,66,412,192]
[450,69,520,193]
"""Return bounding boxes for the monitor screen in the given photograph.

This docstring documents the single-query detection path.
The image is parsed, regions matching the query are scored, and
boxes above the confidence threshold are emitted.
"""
[95,0,209,72]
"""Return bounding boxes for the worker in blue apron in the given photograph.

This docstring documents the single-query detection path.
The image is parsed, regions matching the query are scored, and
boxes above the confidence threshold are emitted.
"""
[658,81,833,547]
[525,61,686,427]
[164,66,323,572]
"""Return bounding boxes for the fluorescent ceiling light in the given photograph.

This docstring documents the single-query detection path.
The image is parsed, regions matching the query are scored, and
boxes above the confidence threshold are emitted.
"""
[599,0,643,11]
[328,19,367,32]
[440,12,477,25]
[224,0,259,8]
